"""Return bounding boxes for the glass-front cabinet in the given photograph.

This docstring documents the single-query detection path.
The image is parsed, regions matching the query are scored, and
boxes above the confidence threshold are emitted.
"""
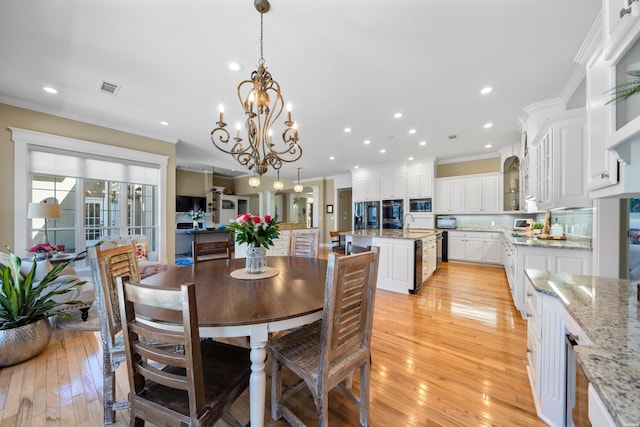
[581,1,640,197]
[503,155,520,211]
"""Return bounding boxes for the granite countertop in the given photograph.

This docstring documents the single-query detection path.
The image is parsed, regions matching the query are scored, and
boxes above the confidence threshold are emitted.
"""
[345,229,438,240]
[525,269,640,427]
[450,226,592,251]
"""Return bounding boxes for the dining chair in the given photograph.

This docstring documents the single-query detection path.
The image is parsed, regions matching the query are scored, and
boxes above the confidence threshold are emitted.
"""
[290,232,319,258]
[268,247,380,427]
[117,279,251,427]
[329,231,346,254]
[86,243,141,424]
[346,242,371,255]
[192,239,232,263]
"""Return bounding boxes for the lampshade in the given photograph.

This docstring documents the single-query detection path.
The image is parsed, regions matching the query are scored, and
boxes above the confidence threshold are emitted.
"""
[27,202,61,219]
[273,170,284,191]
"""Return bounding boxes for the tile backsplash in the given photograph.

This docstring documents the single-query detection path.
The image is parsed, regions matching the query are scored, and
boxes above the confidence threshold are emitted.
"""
[547,208,593,238]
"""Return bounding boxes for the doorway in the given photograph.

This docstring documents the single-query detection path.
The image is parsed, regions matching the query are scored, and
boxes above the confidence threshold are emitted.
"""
[337,189,352,231]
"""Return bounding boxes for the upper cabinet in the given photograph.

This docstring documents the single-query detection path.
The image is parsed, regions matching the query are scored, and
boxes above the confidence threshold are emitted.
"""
[406,171,433,198]
[435,173,501,214]
[380,174,406,199]
[580,6,640,197]
[532,109,591,210]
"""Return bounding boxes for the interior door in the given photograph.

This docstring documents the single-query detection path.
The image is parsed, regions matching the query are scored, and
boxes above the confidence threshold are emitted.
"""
[338,189,352,231]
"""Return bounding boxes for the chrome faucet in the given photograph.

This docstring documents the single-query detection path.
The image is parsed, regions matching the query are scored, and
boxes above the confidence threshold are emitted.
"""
[404,213,415,233]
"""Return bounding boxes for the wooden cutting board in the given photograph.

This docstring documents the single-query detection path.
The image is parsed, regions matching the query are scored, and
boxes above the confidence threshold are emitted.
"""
[537,234,566,240]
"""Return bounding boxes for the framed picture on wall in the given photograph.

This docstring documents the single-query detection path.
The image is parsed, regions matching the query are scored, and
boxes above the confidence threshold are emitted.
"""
[326,204,333,214]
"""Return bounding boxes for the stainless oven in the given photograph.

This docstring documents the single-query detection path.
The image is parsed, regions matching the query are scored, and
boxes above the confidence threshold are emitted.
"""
[409,198,432,213]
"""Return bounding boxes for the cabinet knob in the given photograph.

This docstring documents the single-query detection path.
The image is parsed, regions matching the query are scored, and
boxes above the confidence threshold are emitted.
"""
[526,313,533,318]
[601,171,610,179]
[621,6,632,17]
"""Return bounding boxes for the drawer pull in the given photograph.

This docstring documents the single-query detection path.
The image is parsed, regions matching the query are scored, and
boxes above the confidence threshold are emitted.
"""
[526,313,533,318]
[527,292,533,297]
[526,348,532,353]
[621,6,632,17]
[601,171,610,179]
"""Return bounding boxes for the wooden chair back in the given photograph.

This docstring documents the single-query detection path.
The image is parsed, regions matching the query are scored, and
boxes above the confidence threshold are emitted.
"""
[346,242,371,255]
[192,239,232,263]
[87,243,140,347]
[117,280,251,426]
[118,281,206,425]
[290,232,318,258]
[320,247,380,374]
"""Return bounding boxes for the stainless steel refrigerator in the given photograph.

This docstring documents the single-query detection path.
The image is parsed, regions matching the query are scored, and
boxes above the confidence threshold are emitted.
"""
[353,201,380,230]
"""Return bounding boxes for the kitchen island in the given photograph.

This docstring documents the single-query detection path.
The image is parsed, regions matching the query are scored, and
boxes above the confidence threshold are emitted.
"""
[525,269,639,427]
[344,229,439,294]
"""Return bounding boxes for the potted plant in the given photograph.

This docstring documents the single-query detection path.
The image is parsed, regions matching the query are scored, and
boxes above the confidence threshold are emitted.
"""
[532,222,544,235]
[0,249,86,367]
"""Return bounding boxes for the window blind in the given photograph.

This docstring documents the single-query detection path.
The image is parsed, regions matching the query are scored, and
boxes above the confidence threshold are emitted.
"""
[29,150,160,186]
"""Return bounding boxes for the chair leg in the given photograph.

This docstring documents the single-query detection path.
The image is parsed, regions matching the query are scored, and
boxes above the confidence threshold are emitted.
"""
[270,355,283,421]
[103,367,116,424]
[318,390,330,427]
[131,415,145,427]
[80,307,90,321]
[359,363,371,427]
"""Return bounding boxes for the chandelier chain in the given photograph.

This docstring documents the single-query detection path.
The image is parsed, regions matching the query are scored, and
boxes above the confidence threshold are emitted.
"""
[259,13,265,66]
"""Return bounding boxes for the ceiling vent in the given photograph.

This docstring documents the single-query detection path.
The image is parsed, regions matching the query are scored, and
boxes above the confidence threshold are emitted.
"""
[99,81,120,96]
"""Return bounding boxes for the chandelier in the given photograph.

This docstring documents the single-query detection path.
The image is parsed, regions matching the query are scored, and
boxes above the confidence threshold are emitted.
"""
[210,0,301,176]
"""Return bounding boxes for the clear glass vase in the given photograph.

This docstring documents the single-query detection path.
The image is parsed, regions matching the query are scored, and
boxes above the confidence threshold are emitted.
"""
[246,245,267,274]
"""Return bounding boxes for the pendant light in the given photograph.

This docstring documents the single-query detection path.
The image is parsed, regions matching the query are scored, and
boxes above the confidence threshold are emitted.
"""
[273,169,284,191]
[294,167,304,193]
[249,171,261,188]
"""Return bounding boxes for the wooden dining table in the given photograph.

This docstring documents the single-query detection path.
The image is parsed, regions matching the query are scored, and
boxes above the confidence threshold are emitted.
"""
[140,256,327,427]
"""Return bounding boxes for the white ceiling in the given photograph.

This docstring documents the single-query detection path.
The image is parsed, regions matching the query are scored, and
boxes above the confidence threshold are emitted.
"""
[0,0,601,182]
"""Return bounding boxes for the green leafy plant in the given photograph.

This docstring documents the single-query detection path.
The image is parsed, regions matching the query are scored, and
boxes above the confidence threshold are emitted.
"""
[226,214,280,249]
[0,249,86,330]
[606,70,640,104]
[532,222,544,230]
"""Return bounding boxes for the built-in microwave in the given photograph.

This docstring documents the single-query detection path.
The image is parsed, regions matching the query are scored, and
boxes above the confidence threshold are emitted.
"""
[409,198,432,213]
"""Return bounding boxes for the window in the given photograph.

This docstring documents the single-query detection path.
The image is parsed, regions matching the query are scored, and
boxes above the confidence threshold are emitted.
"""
[31,175,158,253]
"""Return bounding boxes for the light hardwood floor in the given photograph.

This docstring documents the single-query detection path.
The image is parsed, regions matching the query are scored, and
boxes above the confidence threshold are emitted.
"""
[0,250,546,426]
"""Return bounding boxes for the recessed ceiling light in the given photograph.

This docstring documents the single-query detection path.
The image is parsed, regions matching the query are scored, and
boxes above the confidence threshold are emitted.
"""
[43,86,58,94]
[393,112,402,118]
[344,127,352,133]
[419,141,426,146]
[354,165,359,169]
[228,61,243,71]
[329,156,335,160]
[160,121,170,126]
[363,140,371,145]
[409,129,416,134]
[483,123,493,129]
[408,156,414,161]
[485,144,493,148]
[480,86,493,95]
[380,149,386,154]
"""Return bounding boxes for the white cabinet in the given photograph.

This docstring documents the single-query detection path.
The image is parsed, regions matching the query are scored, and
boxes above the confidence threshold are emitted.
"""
[448,231,501,264]
[381,174,405,199]
[506,242,592,317]
[464,175,500,213]
[532,110,591,210]
[371,237,414,294]
[266,230,291,256]
[580,5,640,198]
[353,178,380,201]
[435,178,464,213]
[407,172,433,198]
[436,174,500,213]
[423,235,437,282]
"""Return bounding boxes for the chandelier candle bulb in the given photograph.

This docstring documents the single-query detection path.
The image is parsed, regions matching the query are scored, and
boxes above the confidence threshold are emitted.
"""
[218,104,224,123]
[287,103,292,122]
[235,121,241,139]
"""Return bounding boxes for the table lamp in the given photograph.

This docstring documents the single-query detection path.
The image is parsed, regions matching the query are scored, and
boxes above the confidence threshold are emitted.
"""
[27,201,61,246]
